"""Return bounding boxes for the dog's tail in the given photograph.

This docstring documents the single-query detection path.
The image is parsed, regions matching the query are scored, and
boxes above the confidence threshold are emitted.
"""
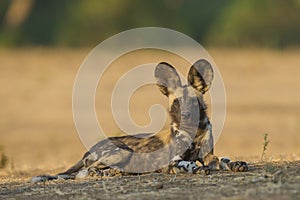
[30,159,84,183]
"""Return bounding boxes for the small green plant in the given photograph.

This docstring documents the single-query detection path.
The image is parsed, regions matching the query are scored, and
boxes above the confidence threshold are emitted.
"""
[0,145,8,169]
[264,162,277,174]
[260,133,270,161]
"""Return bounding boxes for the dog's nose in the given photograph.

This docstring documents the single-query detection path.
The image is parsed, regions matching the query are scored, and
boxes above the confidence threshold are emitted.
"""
[181,112,191,119]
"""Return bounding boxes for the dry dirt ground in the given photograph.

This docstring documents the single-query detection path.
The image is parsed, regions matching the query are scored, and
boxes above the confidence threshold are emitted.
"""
[0,161,300,199]
[0,48,300,199]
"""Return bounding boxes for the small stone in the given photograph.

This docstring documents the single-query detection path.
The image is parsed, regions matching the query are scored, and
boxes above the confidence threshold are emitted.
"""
[233,177,244,182]
[155,183,164,189]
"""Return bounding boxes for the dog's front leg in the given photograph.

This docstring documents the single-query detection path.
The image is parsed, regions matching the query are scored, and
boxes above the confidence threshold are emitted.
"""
[166,156,210,175]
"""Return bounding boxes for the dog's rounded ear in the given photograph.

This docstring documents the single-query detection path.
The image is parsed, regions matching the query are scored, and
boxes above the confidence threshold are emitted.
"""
[155,62,182,97]
[188,59,214,94]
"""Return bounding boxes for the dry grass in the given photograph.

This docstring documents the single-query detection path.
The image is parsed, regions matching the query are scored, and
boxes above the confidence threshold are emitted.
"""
[0,47,299,198]
[1,48,299,171]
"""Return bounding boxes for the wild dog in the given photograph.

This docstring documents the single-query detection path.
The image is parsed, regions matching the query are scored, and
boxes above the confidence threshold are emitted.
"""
[31,59,248,183]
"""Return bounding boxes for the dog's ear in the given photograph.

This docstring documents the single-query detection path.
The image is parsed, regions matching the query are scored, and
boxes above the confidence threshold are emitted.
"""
[188,59,214,94]
[155,62,182,97]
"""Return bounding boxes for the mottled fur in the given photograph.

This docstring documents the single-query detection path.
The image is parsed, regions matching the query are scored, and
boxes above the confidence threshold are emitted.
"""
[31,59,247,183]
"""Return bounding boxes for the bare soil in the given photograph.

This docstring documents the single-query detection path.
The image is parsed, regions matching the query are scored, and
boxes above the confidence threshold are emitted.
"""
[1,161,300,200]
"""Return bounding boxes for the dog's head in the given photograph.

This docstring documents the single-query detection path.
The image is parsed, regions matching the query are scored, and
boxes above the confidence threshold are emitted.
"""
[155,59,213,131]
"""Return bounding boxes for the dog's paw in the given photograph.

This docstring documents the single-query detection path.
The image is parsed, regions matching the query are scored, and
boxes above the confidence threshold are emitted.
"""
[177,160,198,173]
[88,167,102,177]
[192,165,210,175]
[220,158,248,172]
[229,161,248,172]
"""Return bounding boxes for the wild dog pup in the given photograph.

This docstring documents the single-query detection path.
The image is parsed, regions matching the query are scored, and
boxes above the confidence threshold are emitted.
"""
[31,59,248,183]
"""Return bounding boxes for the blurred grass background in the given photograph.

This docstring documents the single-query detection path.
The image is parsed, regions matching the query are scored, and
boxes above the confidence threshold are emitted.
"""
[0,0,300,48]
[0,0,300,173]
